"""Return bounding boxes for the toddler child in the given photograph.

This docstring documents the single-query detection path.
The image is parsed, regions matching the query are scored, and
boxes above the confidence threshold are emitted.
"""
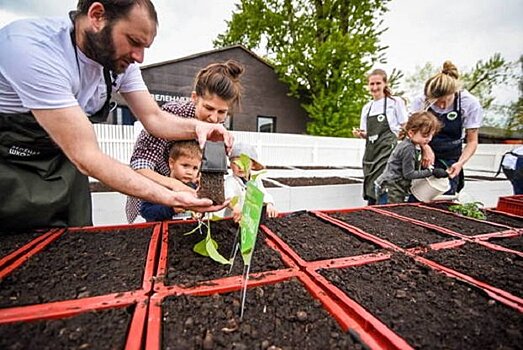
[140,140,202,222]
[375,111,448,204]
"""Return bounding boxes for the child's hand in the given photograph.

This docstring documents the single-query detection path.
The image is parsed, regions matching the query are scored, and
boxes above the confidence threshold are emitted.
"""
[266,203,279,218]
[232,205,242,223]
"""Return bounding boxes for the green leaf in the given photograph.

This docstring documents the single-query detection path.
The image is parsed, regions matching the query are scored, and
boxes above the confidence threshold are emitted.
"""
[230,195,240,207]
[183,222,202,236]
[205,237,232,265]
[193,237,210,256]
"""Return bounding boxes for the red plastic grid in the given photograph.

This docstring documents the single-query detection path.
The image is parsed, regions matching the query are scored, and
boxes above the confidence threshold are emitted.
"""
[154,220,299,294]
[0,293,148,350]
[146,270,389,350]
[369,205,517,241]
[260,218,392,270]
[0,228,62,271]
[497,195,523,216]
[0,222,161,310]
[312,209,403,251]
[306,266,414,350]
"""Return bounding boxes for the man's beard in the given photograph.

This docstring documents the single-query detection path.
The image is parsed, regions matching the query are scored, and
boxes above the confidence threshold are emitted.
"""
[83,23,125,74]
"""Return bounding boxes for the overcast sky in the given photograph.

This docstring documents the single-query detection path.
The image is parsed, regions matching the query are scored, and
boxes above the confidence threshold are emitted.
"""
[1,0,521,103]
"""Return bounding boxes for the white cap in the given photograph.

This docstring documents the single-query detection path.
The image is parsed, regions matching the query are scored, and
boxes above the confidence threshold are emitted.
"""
[229,142,265,171]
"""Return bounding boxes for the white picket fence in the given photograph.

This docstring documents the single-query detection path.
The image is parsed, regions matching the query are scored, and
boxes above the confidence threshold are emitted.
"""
[93,123,516,173]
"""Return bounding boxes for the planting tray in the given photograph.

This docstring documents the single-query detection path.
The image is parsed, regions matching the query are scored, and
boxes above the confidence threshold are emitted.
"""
[155,219,297,292]
[0,228,62,270]
[0,222,160,310]
[262,211,382,266]
[313,253,523,349]
[497,195,523,216]
[318,207,456,248]
[381,204,512,236]
[487,233,523,252]
[147,271,385,350]
[0,294,147,350]
[421,241,523,302]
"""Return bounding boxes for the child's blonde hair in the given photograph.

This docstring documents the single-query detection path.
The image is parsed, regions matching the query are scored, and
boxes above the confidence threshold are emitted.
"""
[399,111,442,140]
[169,140,202,161]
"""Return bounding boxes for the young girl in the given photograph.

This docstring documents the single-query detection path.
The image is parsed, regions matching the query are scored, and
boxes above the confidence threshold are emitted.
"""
[354,69,408,205]
[224,142,278,223]
[375,111,448,204]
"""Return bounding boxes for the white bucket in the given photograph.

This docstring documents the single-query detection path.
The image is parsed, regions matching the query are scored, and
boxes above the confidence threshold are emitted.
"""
[410,176,451,202]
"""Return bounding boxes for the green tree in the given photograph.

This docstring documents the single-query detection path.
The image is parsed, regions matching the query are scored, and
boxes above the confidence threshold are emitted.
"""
[503,55,523,133]
[214,0,390,137]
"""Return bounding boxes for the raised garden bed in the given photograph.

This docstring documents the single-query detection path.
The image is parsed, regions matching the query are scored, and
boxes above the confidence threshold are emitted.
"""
[162,219,288,287]
[382,205,506,236]
[158,278,359,349]
[422,242,522,298]
[328,209,454,248]
[270,176,361,186]
[263,211,380,262]
[0,226,155,309]
[0,230,50,259]
[318,254,523,349]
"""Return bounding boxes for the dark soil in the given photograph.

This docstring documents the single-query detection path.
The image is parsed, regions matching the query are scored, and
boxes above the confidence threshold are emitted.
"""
[489,235,523,252]
[271,177,361,186]
[165,220,286,287]
[330,210,453,248]
[382,205,504,235]
[319,254,523,349]
[263,212,380,261]
[0,306,132,350]
[89,181,114,192]
[423,243,523,298]
[266,165,293,170]
[198,172,225,204]
[0,228,151,308]
[161,278,361,349]
[423,202,523,228]
[261,179,279,188]
[0,230,48,259]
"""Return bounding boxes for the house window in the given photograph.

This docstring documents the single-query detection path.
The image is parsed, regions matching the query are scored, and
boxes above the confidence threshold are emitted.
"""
[257,116,276,133]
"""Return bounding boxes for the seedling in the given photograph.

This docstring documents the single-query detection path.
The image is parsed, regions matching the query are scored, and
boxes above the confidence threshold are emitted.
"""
[448,201,486,220]
[184,215,231,265]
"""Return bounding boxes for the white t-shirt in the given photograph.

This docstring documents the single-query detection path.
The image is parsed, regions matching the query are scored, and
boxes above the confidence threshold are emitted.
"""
[410,89,483,130]
[223,174,274,218]
[360,96,408,135]
[0,16,147,115]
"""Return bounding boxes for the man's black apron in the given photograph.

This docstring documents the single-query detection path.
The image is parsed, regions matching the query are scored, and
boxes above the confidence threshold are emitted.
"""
[0,19,114,232]
[428,92,464,194]
[362,98,397,202]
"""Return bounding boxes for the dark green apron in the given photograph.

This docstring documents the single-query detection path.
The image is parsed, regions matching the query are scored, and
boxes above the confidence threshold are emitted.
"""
[362,98,397,202]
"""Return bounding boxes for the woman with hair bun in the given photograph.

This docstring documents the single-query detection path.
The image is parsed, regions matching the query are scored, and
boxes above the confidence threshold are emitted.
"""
[354,69,408,205]
[126,60,245,223]
[410,60,483,195]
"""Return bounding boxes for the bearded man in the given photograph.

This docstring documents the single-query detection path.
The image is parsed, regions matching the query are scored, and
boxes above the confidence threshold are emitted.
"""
[0,0,231,232]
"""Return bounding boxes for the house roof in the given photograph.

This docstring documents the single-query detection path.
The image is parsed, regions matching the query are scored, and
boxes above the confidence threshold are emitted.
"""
[140,45,273,70]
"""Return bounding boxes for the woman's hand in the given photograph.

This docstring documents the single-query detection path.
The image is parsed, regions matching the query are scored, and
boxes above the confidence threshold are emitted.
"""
[266,203,279,218]
[352,128,366,139]
[447,161,463,179]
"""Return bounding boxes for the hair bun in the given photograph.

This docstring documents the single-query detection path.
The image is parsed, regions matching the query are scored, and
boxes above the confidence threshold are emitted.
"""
[441,61,459,79]
[224,60,244,79]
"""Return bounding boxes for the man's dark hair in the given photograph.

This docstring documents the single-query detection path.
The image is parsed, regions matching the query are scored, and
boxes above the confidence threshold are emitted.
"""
[76,0,158,25]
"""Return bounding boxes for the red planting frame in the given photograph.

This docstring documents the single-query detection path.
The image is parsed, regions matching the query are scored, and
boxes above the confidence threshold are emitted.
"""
[146,270,389,350]
[154,219,299,294]
[0,222,161,313]
[0,293,148,350]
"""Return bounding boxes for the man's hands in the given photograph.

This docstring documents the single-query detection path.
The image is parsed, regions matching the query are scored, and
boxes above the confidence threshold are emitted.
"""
[195,122,233,154]
[171,190,230,213]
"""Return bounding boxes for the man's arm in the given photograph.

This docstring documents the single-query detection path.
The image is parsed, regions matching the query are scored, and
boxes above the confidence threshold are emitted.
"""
[31,106,225,211]
[121,90,233,151]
